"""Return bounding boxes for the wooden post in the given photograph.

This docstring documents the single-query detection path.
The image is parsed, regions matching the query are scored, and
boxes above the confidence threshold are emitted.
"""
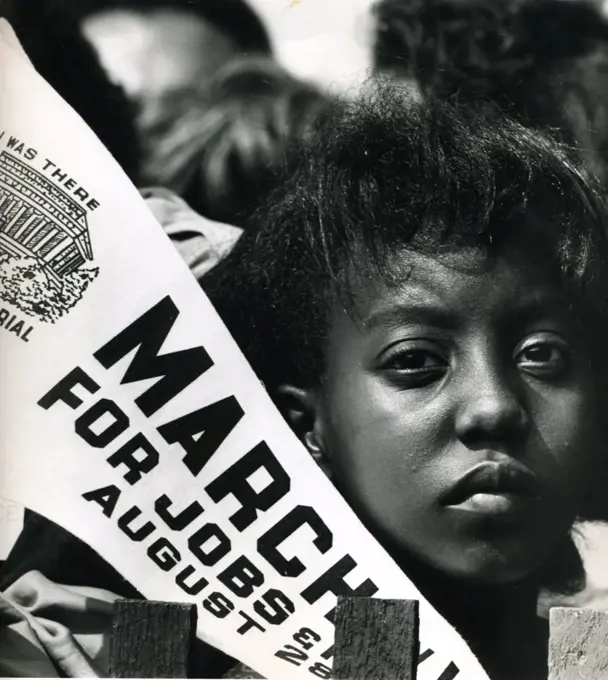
[332,597,419,680]
[109,600,197,678]
[548,606,608,680]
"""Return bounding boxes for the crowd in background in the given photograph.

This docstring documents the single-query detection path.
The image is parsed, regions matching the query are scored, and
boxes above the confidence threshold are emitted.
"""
[5,0,608,229]
[5,2,608,678]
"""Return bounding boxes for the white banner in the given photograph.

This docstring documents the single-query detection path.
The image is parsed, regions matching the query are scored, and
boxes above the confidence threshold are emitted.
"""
[0,21,488,680]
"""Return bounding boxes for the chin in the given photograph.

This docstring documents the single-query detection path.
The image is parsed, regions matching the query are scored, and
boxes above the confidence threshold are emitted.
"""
[439,545,547,586]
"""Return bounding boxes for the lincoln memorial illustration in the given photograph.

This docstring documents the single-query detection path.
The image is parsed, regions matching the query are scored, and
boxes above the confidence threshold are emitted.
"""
[0,151,93,288]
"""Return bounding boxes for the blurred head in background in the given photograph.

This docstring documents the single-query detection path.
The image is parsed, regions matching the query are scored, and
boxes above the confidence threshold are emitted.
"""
[146,57,333,227]
[55,0,273,187]
[372,0,608,184]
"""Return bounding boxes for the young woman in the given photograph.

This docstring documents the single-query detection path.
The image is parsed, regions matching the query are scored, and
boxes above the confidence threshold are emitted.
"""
[202,89,608,680]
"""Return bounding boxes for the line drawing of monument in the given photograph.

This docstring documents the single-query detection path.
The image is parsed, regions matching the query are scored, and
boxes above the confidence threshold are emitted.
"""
[0,150,93,287]
[0,149,98,323]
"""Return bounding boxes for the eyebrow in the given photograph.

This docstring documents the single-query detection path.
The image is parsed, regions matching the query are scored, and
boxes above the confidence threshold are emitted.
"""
[363,303,459,331]
[507,295,574,328]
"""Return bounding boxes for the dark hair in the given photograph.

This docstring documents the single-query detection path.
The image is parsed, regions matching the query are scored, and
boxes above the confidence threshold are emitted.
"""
[372,0,608,183]
[145,57,333,225]
[203,88,608,519]
[6,2,140,181]
[53,0,272,55]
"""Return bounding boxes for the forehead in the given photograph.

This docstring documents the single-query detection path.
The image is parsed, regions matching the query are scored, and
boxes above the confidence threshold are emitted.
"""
[344,247,571,328]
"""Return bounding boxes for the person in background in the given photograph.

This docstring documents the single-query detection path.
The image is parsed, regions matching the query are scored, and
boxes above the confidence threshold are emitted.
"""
[3,1,246,280]
[148,57,334,227]
[53,0,273,188]
[372,0,608,185]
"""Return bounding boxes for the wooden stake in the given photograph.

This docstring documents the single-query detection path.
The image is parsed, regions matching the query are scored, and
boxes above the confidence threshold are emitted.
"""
[332,597,419,680]
[109,600,197,678]
[549,606,608,680]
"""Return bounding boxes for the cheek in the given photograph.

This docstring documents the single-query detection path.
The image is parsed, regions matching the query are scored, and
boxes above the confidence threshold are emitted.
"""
[529,385,597,502]
[321,374,449,521]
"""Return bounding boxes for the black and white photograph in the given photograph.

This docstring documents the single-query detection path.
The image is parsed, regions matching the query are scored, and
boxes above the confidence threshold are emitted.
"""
[2,2,608,679]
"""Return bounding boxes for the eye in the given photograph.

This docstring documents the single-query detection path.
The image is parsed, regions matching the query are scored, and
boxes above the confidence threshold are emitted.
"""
[380,343,448,387]
[385,349,443,371]
[515,335,571,378]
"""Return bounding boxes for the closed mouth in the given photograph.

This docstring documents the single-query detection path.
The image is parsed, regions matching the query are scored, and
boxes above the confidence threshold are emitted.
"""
[442,461,542,512]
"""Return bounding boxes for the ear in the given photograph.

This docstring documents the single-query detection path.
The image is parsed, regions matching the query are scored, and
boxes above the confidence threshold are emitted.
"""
[276,384,331,478]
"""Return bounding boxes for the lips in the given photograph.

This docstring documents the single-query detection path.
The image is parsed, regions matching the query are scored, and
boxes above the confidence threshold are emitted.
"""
[441,462,542,517]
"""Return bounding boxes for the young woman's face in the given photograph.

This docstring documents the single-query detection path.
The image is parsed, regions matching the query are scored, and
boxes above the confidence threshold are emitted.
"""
[311,248,597,584]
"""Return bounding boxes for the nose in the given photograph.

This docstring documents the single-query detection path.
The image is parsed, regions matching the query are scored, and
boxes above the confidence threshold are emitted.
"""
[455,361,530,448]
